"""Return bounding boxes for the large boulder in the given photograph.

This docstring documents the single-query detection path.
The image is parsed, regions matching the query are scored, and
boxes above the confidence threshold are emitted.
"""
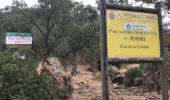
[45,57,72,88]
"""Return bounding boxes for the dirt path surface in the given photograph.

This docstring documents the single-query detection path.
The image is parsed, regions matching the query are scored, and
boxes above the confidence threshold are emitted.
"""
[69,64,163,100]
[69,64,101,100]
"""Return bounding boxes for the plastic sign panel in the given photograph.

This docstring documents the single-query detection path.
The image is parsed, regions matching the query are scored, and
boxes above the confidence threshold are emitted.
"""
[106,9,160,58]
[6,32,32,44]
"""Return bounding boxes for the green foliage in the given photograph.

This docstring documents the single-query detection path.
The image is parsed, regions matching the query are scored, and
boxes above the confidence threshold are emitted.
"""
[124,68,142,86]
[135,0,170,11]
[135,0,155,4]
[0,1,99,99]
[0,0,99,65]
[108,0,129,5]
[55,86,73,100]
[0,49,56,100]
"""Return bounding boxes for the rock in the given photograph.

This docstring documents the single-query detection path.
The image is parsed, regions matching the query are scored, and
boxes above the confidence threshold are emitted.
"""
[134,77,142,86]
[111,75,124,84]
[119,68,127,75]
[47,57,62,67]
[53,69,62,76]
[107,65,120,77]
[45,57,73,89]
[46,67,52,75]
[116,91,121,95]
[153,92,159,98]
[126,64,140,69]
[145,92,150,95]
[120,96,124,100]
[126,93,130,96]
[71,67,80,75]
[45,57,63,76]
[37,62,43,75]
[113,84,119,89]
[89,61,98,72]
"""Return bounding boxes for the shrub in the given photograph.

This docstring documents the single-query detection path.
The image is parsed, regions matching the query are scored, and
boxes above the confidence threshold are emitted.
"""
[0,49,56,100]
[124,68,142,86]
[55,86,73,100]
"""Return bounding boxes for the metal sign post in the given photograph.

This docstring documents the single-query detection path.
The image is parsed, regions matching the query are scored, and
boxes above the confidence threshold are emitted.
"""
[99,0,109,100]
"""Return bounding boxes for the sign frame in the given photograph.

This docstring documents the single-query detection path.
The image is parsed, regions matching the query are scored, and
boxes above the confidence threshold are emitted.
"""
[105,4,163,63]
[100,2,168,100]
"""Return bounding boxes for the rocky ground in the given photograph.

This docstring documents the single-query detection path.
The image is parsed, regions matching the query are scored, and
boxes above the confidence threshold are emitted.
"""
[69,64,163,100]
[43,58,168,100]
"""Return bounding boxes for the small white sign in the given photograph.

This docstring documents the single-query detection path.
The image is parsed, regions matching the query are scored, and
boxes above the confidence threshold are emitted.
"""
[124,23,148,31]
[6,32,32,44]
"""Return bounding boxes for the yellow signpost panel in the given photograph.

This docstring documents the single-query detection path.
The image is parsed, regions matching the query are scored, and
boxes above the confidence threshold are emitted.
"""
[106,9,160,58]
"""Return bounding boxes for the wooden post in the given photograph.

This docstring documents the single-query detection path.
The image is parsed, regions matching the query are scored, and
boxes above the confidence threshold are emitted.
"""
[156,2,169,100]
[160,61,169,100]
[99,0,109,100]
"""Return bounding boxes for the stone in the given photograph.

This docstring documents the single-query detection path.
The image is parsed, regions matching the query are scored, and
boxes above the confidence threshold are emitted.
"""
[134,77,142,86]
[107,65,120,77]
[126,64,140,69]
[111,75,124,84]
[113,83,120,89]
[45,57,73,89]
[119,68,127,75]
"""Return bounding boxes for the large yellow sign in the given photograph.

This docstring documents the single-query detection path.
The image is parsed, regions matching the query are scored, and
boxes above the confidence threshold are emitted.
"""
[106,9,160,58]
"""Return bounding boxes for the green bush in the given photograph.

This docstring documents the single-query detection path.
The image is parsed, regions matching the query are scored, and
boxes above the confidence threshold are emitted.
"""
[55,86,73,100]
[124,68,142,86]
[0,49,56,100]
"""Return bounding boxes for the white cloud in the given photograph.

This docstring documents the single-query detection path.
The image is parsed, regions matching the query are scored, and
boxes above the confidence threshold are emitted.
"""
[73,0,96,6]
[0,0,38,8]
[25,0,38,7]
[0,0,96,8]
[0,0,12,8]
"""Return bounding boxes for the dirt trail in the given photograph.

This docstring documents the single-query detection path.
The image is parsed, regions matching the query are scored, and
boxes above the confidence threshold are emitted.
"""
[69,64,101,100]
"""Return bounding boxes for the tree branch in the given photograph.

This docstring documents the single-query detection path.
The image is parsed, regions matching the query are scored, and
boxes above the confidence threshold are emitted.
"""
[20,9,45,35]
